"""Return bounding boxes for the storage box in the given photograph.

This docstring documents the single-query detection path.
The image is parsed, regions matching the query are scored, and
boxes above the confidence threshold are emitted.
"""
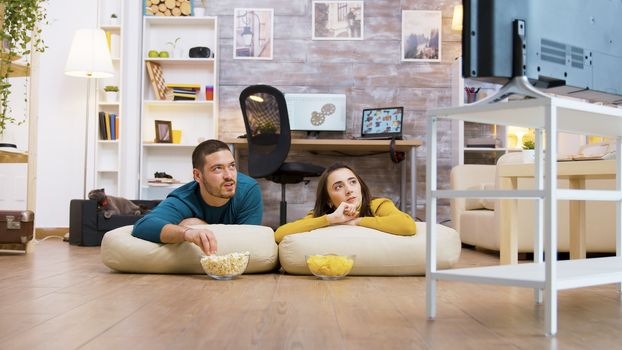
[0,210,34,244]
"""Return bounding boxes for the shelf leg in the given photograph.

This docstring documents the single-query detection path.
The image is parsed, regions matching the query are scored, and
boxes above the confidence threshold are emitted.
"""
[544,101,558,336]
[616,137,622,298]
[426,115,438,320]
[534,128,544,304]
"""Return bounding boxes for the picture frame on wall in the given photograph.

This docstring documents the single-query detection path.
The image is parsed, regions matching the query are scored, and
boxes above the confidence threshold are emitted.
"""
[233,8,274,60]
[155,120,172,143]
[401,10,442,62]
[312,1,364,40]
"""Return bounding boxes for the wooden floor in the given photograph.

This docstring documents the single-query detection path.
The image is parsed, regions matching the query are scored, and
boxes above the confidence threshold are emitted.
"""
[1,241,621,350]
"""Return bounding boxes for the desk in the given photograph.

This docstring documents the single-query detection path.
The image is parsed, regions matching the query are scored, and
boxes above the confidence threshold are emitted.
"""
[497,159,617,264]
[224,138,422,218]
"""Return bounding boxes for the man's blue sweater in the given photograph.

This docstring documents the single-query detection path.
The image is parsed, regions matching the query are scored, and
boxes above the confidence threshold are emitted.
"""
[132,173,263,243]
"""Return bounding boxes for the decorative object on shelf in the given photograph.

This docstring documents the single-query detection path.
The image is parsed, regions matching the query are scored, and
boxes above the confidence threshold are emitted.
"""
[464,87,480,103]
[154,120,172,143]
[189,46,211,58]
[109,13,119,25]
[145,61,168,100]
[0,0,47,135]
[233,8,273,60]
[166,37,182,58]
[312,1,364,40]
[205,85,214,100]
[65,28,114,199]
[194,0,206,17]
[158,51,169,58]
[172,129,181,144]
[144,0,193,17]
[103,85,119,102]
[401,10,441,62]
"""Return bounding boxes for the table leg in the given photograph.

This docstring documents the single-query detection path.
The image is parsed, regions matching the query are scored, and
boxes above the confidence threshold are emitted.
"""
[400,157,406,212]
[500,177,519,265]
[569,178,586,259]
[411,147,416,219]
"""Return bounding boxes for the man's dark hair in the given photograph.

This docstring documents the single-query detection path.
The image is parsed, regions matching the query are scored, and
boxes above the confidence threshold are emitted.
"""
[192,139,231,169]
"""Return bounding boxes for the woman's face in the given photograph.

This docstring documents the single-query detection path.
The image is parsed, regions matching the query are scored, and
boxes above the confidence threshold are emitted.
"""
[326,168,362,209]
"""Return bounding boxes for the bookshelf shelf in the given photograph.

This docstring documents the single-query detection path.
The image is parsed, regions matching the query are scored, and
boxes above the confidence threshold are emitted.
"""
[139,15,219,200]
[93,0,123,196]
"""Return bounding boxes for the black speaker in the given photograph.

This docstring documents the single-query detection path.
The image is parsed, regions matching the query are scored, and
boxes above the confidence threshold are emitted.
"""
[189,46,211,58]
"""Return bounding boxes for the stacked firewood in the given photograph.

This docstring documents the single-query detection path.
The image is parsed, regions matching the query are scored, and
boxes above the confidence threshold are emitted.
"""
[145,0,192,16]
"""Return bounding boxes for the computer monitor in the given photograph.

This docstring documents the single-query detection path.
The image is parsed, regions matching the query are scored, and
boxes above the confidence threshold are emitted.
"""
[285,93,346,132]
[462,0,622,102]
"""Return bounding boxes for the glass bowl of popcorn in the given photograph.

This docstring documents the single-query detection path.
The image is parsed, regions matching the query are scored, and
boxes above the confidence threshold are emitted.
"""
[200,251,250,280]
[305,254,356,280]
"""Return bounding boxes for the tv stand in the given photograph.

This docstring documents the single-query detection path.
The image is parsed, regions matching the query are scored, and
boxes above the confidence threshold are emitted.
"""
[427,93,622,336]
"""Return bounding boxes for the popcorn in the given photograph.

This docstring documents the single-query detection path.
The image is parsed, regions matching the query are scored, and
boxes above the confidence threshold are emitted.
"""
[200,251,250,278]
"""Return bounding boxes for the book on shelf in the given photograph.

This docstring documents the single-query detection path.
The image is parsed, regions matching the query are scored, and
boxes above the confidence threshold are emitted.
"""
[98,112,119,140]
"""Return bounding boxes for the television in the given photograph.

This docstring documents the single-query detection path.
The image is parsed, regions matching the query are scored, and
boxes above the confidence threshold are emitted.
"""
[462,0,622,103]
[284,93,347,133]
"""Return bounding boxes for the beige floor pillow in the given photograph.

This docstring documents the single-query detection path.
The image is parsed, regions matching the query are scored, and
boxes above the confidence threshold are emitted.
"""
[278,222,461,276]
[101,224,278,274]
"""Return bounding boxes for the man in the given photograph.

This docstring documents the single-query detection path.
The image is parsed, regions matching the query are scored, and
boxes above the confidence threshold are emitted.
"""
[133,140,263,255]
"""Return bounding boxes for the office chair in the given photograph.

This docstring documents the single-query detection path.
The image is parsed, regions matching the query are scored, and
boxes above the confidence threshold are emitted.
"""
[239,85,325,225]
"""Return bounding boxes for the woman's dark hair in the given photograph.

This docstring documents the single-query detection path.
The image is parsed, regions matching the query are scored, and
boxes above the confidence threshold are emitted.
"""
[192,139,231,170]
[312,163,374,218]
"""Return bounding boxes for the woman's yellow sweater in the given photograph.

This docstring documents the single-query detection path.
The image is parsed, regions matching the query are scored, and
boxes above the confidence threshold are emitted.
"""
[274,198,417,243]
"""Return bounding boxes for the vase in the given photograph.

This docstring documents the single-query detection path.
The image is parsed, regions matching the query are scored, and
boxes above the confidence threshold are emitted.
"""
[522,149,535,163]
[105,91,118,103]
[194,7,206,16]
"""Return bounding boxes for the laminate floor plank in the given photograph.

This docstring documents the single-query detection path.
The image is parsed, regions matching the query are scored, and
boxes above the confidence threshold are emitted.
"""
[0,240,621,350]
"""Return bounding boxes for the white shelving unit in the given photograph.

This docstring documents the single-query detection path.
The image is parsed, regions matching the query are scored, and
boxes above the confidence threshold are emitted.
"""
[451,57,516,165]
[427,92,622,336]
[140,15,218,200]
[94,0,123,195]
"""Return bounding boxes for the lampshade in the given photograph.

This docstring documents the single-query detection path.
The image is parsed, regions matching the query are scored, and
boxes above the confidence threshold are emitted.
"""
[451,4,463,31]
[65,29,114,78]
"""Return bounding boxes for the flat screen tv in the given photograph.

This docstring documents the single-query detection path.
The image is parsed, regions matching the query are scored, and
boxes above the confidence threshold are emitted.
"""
[462,0,622,103]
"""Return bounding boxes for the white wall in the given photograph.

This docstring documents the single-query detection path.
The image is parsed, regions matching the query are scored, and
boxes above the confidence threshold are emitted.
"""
[35,0,98,227]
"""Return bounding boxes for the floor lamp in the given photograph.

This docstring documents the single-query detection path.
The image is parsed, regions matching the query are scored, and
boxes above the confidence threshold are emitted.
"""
[64,29,114,200]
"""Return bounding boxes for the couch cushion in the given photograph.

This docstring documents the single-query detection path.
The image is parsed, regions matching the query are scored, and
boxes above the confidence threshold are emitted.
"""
[278,222,461,276]
[101,224,278,274]
[464,183,496,210]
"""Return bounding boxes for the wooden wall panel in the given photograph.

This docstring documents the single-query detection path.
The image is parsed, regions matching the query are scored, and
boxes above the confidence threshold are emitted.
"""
[206,0,462,228]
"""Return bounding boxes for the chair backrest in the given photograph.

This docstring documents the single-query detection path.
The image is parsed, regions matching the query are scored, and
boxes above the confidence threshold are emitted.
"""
[239,85,291,178]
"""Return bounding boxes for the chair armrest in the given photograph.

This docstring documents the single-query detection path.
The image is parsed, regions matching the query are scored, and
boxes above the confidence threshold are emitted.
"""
[450,164,496,232]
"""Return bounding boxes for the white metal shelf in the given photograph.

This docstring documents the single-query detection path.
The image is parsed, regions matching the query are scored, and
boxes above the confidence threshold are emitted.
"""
[432,256,622,290]
[426,92,622,336]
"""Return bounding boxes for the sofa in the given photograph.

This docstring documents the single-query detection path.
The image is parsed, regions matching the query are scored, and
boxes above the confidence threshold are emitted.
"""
[69,199,161,246]
[450,152,617,254]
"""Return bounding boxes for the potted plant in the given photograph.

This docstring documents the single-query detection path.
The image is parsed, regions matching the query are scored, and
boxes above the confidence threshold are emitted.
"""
[103,85,119,103]
[109,13,118,25]
[0,0,47,135]
[522,135,535,162]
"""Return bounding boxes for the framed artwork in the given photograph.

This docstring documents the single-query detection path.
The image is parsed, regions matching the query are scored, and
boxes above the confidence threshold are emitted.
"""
[312,1,364,40]
[155,120,172,143]
[233,8,274,60]
[401,10,442,62]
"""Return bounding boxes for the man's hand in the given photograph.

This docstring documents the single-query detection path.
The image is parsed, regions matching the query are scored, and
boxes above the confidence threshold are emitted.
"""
[184,227,218,255]
[327,202,360,225]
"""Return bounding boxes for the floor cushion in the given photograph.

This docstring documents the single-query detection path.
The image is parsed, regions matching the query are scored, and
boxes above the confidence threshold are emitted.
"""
[101,224,278,274]
[278,222,461,276]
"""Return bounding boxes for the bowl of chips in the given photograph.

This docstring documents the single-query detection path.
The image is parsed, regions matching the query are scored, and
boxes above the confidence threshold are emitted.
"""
[305,254,355,280]
[200,251,250,280]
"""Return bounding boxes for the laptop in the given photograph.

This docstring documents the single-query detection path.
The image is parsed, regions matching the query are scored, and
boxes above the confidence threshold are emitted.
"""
[357,106,404,140]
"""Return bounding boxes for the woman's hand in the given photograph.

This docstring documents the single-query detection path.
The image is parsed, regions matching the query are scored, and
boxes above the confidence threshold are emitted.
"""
[327,202,360,224]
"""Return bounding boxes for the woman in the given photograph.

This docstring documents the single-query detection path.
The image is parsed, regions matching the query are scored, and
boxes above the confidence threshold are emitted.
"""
[275,163,417,242]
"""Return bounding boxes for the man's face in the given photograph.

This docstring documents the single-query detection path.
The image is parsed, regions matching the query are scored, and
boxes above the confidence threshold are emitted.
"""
[194,150,237,204]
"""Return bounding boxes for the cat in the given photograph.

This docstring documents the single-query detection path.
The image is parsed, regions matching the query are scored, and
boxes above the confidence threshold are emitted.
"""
[88,188,148,219]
